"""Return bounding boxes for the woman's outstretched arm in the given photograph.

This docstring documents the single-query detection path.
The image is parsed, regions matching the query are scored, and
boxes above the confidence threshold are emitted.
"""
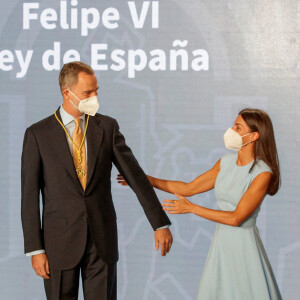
[117,160,221,197]
[162,172,272,227]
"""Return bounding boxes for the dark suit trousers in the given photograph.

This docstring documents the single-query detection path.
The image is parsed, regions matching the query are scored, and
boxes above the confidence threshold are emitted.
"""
[44,226,117,300]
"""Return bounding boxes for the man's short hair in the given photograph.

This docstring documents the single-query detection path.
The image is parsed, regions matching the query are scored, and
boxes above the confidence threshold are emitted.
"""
[59,61,94,93]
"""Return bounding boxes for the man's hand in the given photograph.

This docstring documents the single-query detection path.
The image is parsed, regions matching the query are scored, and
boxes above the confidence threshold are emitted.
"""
[32,253,50,279]
[154,228,173,256]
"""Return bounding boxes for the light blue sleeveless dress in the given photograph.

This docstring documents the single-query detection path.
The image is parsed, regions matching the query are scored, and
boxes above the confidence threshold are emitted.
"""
[197,153,282,300]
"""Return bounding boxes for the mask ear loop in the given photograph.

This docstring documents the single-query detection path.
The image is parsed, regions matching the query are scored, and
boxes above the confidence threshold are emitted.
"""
[68,89,81,110]
[241,132,252,138]
[68,89,80,100]
[69,98,79,110]
[241,140,252,147]
[241,132,254,148]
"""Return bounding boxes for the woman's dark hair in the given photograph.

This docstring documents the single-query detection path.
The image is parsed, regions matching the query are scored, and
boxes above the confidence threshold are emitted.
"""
[239,108,280,195]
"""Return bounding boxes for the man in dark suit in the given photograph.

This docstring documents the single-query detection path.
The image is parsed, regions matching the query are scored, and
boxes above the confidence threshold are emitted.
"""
[21,62,173,300]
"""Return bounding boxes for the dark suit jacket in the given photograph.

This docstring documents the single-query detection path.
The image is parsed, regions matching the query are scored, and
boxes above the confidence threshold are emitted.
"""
[21,110,171,270]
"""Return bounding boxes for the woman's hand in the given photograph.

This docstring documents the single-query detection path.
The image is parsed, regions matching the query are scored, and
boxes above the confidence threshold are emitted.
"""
[162,194,193,214]
[117,174,128,186]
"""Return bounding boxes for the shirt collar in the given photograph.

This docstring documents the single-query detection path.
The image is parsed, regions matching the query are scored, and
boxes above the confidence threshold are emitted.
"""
[59,105,85,126]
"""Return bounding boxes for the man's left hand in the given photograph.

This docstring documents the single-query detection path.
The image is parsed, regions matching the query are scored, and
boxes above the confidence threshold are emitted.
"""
[154,228,173,256]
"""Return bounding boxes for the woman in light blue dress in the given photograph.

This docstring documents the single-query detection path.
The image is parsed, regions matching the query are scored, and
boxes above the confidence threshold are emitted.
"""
[118,108,282,299]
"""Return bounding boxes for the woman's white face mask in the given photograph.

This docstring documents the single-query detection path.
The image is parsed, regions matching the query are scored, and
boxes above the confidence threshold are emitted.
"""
[68,89,99,116]
[223,128,252,151]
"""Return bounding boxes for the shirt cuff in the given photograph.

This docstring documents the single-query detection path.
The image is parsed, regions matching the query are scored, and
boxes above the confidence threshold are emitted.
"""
[155,225,170,231]
[25,250,45,256]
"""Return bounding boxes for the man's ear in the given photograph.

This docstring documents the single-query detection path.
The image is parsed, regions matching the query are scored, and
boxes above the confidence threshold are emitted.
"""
[62,89,69,98]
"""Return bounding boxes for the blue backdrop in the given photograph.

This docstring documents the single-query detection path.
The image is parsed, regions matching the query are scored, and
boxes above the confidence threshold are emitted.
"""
[0,1,299,299]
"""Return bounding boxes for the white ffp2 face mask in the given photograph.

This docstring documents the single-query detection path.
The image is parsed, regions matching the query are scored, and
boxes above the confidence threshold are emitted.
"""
[68,89,99,116]
[223,128,252,151]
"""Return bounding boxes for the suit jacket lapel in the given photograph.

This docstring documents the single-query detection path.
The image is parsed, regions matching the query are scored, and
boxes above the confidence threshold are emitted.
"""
[86,115,104,187]
[50,109,80,186]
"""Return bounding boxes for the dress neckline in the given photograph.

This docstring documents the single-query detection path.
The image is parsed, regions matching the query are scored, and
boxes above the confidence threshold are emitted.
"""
[234,153,254,167]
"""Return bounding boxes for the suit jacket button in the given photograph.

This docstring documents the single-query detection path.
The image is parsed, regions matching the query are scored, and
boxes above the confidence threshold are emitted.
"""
[82,216,87,221]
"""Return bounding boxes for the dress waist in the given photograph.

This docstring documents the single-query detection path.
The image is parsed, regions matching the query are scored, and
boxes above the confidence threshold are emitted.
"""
[239,217,256,228]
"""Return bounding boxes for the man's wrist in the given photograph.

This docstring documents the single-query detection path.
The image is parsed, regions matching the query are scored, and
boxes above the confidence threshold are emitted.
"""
[155,225,170,231]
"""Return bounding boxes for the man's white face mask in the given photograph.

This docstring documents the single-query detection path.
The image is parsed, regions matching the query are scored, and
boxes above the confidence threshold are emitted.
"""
[68,89,99,116]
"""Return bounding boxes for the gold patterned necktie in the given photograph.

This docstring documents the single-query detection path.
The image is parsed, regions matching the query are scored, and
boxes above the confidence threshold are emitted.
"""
[73,118,87,190]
